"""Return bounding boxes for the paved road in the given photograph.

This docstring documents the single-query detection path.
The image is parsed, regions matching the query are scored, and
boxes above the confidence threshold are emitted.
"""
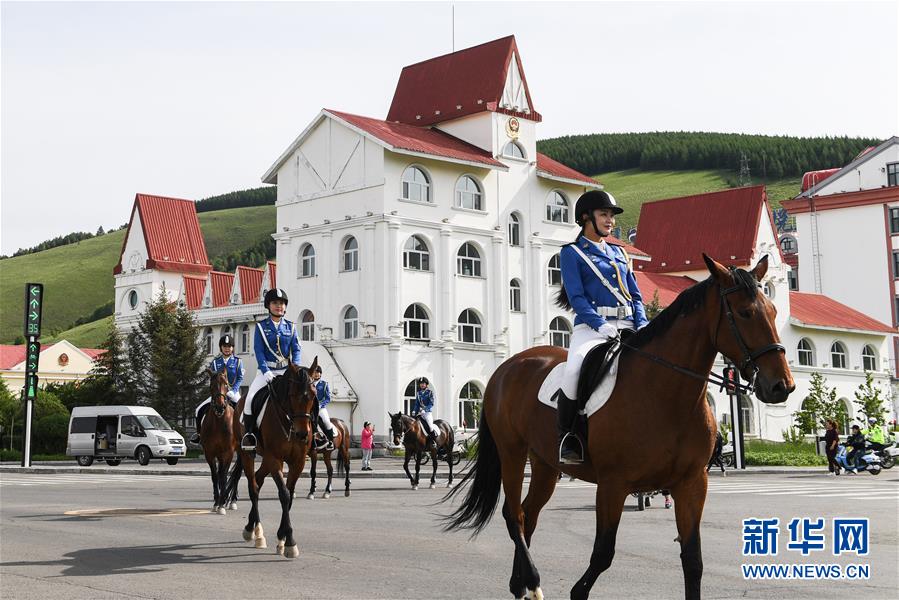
[1,470,896,599]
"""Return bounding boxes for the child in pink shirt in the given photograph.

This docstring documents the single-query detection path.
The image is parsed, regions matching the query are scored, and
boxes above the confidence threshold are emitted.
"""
[361,422,374,471]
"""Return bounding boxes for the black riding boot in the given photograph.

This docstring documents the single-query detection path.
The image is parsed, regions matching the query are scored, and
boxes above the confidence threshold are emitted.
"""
[241,416,258,451]
[557,391,584,464]
[190,404,210,445]
[317,426,335,451]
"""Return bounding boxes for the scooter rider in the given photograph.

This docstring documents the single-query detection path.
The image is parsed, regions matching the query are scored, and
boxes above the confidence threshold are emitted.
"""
[844,425,866,473]
[312,365,337,451]
[862,417,886,452]
[190,334,244,445]
[241,288,301,450]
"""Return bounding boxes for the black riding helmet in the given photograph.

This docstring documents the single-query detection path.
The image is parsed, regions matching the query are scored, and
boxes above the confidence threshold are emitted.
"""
[418,377,429,385]
[312,365,323,374]
[219,334,234,347]
[575,190,623,235]
[263,288,289,310]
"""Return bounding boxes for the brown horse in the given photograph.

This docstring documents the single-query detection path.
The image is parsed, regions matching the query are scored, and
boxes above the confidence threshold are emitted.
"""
[306,418,351,499]
[224,358,319,559]
[202,369,238,515]
[444,255,794,599]
[390,412,455,490]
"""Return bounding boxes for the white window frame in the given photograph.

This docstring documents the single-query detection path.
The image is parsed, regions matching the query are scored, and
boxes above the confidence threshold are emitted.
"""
[502,141,526,160]
[401,166,431,203]
[403,235,431,271]
[204,327,213,355]
[861,345,877,371]
[830,341,847,369]
[458,381,483,430]
[240,324,250,354]
[403,380,417,416]
[508,213,521,247]
[547,254,562,286]
[549,317,571,348]
[299,244,316,278]
[455,175,483,211]
[546,191,570,223]
[457,309,483,343]
[342,236,359,272]
[343,306,359,339]
[457,242,483,277]
[797,338,814,367]
[509,279,522,312]
[127,289,139,310]
[404,304,431,340]
[300,310,315,341]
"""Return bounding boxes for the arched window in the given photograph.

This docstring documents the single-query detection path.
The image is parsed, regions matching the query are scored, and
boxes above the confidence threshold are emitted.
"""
[455,176,483,210]
[547,254,562,286]
[300,310,315,341]
[508,213,521,246]
[457,243,482,277]
[343,306,359,339]
[221,325,232,345]
[502,141,526,159]
[797,338,814,366]
[549,317,572,348]
[763,282,775,299]
[127,289,138,310]
[402,166,431,203]
[203,327,213,355]
[546,191,570,223]
[458,381,484,430]
[830,341,847,369]
[739,395,756,435]
[862,345,877,372]
[342,236,359,272]
[404,304,430,340]
[403,235,430,271]
[403,380,418,416]
[240,324,250,354]
[780,236,796,254]
[839,398,852,434]
[509,279,522,312]
[457,309,482,343]
[299,244,316,278]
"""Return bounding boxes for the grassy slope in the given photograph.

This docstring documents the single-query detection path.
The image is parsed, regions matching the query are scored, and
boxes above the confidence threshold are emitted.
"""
[43,316,115,348]
[594,169,800,235]
[0,205,275,344]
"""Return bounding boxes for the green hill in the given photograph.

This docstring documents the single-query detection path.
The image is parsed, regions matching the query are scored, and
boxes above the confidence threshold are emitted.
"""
[1,205,275,344]
[595,169,800,236]
[43,316,115,348]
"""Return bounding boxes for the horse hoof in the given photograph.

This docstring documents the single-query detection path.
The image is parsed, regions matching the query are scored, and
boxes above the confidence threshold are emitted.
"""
[526,587,544,600]
[242,528,253,541]
[429,483,436,489]
[323,492,331,499]
[211,505,219,513]
[255,536,267,549]
[292,491,296,499]
[284,544,299,559]
[229,502,238,510]
[345,490,350,497]
[307,493,315,500]
[446,482,454,488]
[276,539,285,556]
[412,485,418,491]
[216,507,226,516]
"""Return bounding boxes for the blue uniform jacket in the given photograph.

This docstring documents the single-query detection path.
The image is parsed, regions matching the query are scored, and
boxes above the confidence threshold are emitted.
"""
[210,355,244,395]
[413,388,435,414]
[560,236,648,331]
[315,379,331,408]
[254,317,301,373]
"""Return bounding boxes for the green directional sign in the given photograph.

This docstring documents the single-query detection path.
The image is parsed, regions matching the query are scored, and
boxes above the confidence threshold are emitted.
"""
[23,283,43,338]
[25,374,39,399]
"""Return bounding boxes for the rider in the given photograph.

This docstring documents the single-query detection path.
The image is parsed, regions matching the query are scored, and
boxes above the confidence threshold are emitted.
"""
[556,190,648,464]
[240,288,301,450]
[312,365,337,451]
[412,377,444,457]
[862,417,886,453]
[190,334,244,445]
[844,424,866,473]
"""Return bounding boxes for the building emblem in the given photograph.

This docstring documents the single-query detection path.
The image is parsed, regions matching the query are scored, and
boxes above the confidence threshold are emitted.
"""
[58,353,69,367]
[505,117,520,139]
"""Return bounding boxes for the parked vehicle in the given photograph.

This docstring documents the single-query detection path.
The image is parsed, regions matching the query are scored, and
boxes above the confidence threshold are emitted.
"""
[834,444,882,475]
[720,442,735,467]
[66,406,186,466]
[872,441,896,469]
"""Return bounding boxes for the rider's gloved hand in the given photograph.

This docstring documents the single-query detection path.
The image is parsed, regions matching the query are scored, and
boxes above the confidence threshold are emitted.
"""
[595,322,618,338]
[227,390,239,401]
[263,371,275,383]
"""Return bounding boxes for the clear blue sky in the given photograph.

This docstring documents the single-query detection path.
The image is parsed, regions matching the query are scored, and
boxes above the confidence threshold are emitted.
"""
[2,1,897,254]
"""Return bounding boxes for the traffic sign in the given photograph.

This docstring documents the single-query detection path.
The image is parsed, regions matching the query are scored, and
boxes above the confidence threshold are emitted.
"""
[24,283,43,338]
[21,282,44,468]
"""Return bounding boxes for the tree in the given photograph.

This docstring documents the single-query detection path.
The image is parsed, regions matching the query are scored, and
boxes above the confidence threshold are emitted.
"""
[792,372,845,434]
[0,379,18,450]
[644,290,663,320]
[87,323,136,405]
[853,371,889,426]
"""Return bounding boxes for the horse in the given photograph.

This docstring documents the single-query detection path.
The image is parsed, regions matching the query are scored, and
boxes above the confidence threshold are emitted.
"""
[443,255,794,599]
[224,358,319,559]
[390,412,455,490]
[306,417,352,499]
[202,369,238,515]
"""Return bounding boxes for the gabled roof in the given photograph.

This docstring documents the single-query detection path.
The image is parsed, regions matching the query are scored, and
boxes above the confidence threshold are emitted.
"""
[236,266,265,304]
[387,36,541,127]
[182,275,207,310]
[800,168,840,192]
[606,236,651,259]
[635,186,771,273]
[114,194,212,275]
[0,343,104,370]
[634,272,697,307]
[208,271,235,308]
[536,152,601,189]
[790,292,894,334]
[266,261,277,291]
[797,136,896,198]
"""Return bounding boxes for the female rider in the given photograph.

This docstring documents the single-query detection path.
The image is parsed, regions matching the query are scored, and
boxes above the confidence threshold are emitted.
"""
[190,334,243,445]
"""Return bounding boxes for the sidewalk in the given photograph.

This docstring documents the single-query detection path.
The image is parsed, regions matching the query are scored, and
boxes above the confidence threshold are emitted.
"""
[0,458,831,478]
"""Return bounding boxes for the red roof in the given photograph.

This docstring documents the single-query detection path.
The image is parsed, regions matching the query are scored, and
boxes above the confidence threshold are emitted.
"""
[635,186,772,273]
[634,272,697,307]
[0,344,104,369]
[327,110,506,169]
[790,292,894,334]
[267,261,277,290]
[536,152,601,188]
[209,271,235,308]
[784,186,899,214]
[82,348,106,360]
[387,36,541,127]
[114,194,212,275]
[183,275,207,310]
[236,266,265,304]
[606,235,650,259]
[800,168,840,192]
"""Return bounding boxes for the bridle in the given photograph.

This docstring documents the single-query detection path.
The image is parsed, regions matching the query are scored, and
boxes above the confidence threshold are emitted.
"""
[268,370,315,442]
[210,374,228,417]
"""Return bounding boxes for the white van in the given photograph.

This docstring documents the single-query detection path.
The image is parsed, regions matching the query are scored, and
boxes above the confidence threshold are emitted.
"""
[66,406,186,467]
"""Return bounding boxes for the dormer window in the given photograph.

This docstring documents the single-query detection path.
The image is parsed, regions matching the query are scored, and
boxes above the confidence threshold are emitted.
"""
[502,141,526,160]
[887,162,899,187]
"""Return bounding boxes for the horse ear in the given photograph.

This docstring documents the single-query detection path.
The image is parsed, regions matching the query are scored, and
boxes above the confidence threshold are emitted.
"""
[750,254,769,281]
[310,355,319,372]
[703,253,730,284]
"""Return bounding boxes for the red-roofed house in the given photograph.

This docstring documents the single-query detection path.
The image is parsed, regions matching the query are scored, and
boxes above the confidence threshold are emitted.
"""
[1,341,105,394]
[234,266,265,305]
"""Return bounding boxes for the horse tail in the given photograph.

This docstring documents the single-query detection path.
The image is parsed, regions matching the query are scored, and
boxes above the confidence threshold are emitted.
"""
[223,456,244,505]
[441,414,501,536]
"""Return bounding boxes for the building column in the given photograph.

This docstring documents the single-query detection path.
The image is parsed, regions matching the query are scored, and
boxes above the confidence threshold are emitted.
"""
[440,334,455,426]
[363,223,376,332]
[388,324,403,413]
[320,231,333,326]
[491,232,508,364]
[529,238,546,346]
[439,226,454,335]
[387,220,401,330]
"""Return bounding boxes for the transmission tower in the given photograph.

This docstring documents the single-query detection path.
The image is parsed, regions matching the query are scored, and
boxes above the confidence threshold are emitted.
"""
[738,152,751,187]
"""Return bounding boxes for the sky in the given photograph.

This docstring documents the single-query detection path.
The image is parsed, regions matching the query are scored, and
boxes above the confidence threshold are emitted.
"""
[2,1,897,255]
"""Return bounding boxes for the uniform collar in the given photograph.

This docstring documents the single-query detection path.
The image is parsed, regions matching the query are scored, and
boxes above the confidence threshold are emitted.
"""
[579,236,613,258]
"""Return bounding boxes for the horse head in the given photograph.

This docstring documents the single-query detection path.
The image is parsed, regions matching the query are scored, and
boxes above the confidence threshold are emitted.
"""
[703,253,795,404]
[389,411,408,446]
[281,357,318,441]
[207,368,229,417]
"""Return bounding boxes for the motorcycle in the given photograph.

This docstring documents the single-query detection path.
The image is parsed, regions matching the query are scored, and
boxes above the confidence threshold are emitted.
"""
[871,441,896,469]
[835,444,882,475]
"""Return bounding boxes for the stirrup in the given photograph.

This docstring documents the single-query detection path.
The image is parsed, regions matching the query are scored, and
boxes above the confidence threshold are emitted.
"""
[241,432,257,451]
[189,433,201,445]
[559,432,585,465]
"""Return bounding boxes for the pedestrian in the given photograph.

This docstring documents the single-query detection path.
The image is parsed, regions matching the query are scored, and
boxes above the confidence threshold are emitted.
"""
[706,430,726,475]
[824,419,841,476]
[361,421,374,471]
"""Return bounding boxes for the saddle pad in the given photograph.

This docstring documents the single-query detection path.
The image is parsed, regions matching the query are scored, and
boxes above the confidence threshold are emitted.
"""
[250,388,270,429]
[537,355,621,418]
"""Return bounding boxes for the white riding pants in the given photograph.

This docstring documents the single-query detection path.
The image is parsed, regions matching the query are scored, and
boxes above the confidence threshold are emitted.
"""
[420,410,439,436]
[243,368,285,417]
[560,322,634,399]
[317,406,336,433]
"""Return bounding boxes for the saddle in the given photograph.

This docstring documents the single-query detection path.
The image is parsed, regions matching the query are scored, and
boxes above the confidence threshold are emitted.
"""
[415,415,438,441]
[567,335,626,414]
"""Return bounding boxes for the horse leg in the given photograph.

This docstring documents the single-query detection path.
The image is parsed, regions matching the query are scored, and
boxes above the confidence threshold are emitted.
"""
[446,444,454,488]
[271,465,298,558]
[249,464,269,549]
[324,452,333,498]
[222,456,237,510]
[522,455,559,546]
[307,450,317,500]
[414,451,423,490]
[429,448,438,489]
[570,485,628,600]
[670,473,708,600]
[207,455,219,512]
[343,440,351,497]
[240,451,262,543]
[214,457,227,515]
[499,445,542,600]
[403,448,416,489]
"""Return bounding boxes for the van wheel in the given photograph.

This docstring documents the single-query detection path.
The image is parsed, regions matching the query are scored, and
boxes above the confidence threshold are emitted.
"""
[76,455,93,467]
[166,458,178,465]
[105,459,121,466]
[136,446,151,466]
